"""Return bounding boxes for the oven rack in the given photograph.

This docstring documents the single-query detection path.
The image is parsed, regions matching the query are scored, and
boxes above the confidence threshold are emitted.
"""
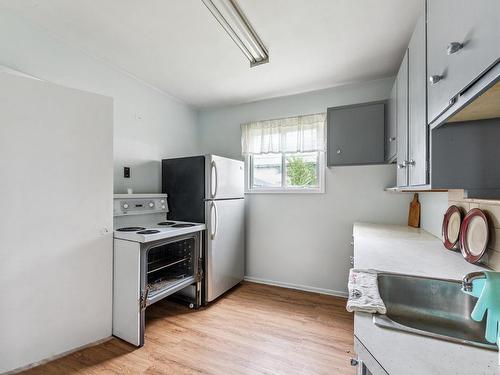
[146,275,196,306]
[147,256,190,275]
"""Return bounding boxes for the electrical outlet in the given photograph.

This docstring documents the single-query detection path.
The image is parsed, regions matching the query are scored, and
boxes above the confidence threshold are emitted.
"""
[124,167,130,178]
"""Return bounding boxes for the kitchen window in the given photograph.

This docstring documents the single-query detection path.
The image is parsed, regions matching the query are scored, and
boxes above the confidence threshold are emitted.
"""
[242,113,326,193]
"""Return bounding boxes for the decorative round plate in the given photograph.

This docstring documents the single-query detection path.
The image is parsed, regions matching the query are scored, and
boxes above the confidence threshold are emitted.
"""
[442,205,462,250]
[460,208,489,264]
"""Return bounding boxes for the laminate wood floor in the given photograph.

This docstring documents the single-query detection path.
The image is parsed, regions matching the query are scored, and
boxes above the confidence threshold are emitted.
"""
[22,282,354,375]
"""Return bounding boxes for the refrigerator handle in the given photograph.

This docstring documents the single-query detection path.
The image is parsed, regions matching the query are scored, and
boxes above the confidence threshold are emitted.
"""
[210,201,218,240]
[210,160,218,198]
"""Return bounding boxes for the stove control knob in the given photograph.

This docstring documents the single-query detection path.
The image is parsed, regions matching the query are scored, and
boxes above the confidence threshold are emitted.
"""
[160,199,165,204]
[161,205,166,209]
[148,202,154,208]
[123,203,129,209]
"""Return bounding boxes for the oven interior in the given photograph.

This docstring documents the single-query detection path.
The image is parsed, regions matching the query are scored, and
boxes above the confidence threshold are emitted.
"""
[146,237,196,296]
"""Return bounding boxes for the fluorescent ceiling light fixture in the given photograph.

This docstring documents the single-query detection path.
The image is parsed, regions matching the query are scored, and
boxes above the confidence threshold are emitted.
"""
[202,0,269,67]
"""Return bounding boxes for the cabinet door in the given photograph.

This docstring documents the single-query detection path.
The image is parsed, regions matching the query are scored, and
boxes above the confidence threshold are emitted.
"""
[427,0,500,123]
[327,102,385,166]
[396,50,409,187]
[408,11,428,186]
[385,82,397,162]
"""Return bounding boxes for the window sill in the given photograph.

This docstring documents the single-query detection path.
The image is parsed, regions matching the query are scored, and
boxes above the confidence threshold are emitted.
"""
[245,188,325,195]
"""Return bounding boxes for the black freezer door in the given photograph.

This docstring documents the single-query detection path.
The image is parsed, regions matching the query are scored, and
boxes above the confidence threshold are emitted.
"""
[162,156,205,223]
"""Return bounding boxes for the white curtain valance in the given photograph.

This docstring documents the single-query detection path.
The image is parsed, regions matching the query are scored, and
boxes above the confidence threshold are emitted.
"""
[241,113,326,155]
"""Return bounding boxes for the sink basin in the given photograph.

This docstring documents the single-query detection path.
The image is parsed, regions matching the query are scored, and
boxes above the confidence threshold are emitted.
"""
[373,272,496,350]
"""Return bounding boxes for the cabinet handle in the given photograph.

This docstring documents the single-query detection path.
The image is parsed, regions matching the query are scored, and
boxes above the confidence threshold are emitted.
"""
[397,163,406,169]
[405,159,416,166]
[447,42,463,55]
[429,75,443,85]
[388,137,396,142]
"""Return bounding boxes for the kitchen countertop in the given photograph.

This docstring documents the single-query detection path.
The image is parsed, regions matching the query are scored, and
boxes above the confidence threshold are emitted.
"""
[353,222,499,375]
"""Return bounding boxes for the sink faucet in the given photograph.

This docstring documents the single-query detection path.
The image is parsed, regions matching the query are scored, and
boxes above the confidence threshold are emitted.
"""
[462,271,486,292]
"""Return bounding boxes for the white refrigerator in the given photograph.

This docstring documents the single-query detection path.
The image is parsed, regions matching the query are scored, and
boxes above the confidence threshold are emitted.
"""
[162,155,245,302]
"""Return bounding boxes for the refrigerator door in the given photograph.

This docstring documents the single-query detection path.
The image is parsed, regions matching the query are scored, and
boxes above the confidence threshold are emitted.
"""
[162,156,205,222]
[206,155,244,200]
[205,198,245,302]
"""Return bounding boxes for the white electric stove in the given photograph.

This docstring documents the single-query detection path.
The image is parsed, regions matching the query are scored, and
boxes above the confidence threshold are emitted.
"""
[113,193,205,242]
[113,194,205,346]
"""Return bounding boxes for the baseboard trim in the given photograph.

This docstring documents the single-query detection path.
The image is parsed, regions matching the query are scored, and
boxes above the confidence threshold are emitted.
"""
[243,276,348,298]
[5,336,112,374]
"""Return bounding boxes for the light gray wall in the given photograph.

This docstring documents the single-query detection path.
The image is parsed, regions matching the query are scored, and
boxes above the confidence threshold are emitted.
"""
[198,78,412,295]
[0,6,199,194]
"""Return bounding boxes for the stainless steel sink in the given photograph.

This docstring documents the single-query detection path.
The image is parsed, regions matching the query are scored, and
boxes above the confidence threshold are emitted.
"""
[373,272,497,350]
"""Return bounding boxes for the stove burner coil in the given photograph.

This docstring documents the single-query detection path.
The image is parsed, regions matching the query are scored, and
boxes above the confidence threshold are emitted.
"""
[137,230,161,234]
[117,227,146,232]
[157,221,176,226]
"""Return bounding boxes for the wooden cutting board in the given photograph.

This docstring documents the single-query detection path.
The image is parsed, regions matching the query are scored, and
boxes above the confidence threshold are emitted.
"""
[408,193,420,228]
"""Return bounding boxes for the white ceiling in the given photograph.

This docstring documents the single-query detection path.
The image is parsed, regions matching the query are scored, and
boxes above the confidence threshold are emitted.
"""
[0,0,422,108]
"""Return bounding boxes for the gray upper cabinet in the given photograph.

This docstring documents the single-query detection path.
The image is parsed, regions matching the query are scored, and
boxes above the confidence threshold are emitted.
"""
[408,10,428,186]
[396,50,409,187]
[394,0,428,188]
[427,0,500,124]
[385,82,397,162]
[432,118,500,196]
[327,102,385,166]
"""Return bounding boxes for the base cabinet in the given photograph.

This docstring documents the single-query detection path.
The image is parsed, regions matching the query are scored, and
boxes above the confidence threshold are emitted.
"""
[354,337,389,375]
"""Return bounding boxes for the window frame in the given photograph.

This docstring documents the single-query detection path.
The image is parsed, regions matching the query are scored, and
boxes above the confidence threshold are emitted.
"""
[245,151,325,194]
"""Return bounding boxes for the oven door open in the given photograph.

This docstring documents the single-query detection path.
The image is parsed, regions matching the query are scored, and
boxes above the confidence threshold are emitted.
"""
[141,233,201,307]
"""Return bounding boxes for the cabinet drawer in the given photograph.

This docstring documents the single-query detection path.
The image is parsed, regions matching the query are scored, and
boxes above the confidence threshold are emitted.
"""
[427,0,500,124]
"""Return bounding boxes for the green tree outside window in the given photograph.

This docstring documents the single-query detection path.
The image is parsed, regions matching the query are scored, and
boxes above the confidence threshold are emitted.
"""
[286,156,317,186]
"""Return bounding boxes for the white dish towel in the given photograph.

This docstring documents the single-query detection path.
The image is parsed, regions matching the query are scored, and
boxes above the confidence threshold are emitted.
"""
[346,269,386,314]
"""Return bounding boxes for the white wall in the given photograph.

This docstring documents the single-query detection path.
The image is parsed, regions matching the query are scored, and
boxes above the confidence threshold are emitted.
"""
[0,6,199,194]
[198,78,412,295]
